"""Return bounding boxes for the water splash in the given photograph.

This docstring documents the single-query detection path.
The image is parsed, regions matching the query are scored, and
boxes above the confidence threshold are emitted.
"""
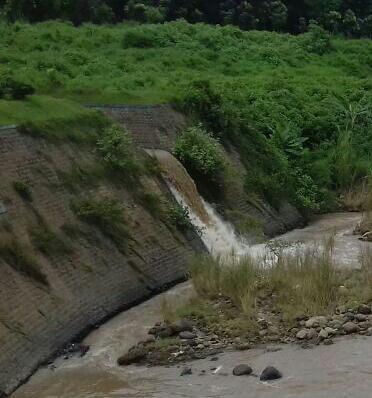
[147,150,251,258]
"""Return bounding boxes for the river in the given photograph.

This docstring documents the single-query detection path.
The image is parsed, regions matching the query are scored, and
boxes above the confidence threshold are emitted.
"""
[13,211,372,398]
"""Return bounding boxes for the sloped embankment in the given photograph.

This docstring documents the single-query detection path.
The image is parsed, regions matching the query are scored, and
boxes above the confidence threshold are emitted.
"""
[0,121,203,395]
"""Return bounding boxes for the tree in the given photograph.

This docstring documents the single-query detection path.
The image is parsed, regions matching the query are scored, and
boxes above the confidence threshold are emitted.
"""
[270,0,288,31]
[342,9,359,37]
[322,10,342,34]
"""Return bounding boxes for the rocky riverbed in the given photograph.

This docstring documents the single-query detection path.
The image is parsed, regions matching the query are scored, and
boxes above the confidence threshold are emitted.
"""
[12,212,372,398]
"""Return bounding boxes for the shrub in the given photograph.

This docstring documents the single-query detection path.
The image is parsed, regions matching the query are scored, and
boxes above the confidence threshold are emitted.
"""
[71,197,130,252]
[97,125,141,179]
[173,125,225,183]
[31,226,73,257]
[13,181,33,201]
[168,203,194,231]
[299,23,331,55]
[0,71,35,100]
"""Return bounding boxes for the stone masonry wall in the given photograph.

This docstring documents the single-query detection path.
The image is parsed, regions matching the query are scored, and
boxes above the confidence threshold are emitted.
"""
[0,125,203,395]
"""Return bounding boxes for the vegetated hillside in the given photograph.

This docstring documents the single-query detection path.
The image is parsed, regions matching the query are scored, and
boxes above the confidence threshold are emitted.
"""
[0,21,371,213]
[1,0,372,38]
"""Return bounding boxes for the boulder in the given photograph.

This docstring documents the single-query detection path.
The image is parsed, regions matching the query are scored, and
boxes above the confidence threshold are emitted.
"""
[358,304,371,315]
[171,319,194,333]
[260,366,282,381]
[179,331,197,340]
[305,316,327,328]
[343,322,360,334]
[117,348,146,366]
[296,329,308,340]
[233,364,253,376]
[355,314,368,322]
[318,329,328,340]
[180,367,192,376]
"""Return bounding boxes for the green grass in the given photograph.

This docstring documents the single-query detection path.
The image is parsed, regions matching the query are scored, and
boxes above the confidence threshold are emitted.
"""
[0,95,98,125]
[187,239,372,324]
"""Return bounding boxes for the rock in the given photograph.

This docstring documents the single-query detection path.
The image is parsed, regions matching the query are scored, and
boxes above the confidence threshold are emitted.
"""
[355,314,368,322]
[323,339,334,345]
[144,335,156,344]
[266,346,282,353]
[318,329,328,340]
[171,319,194,333]
[158,326,175,339]
[296,329,308,340]
[210,356,219,361]
[268,326,280,335]
[259,329,268,337]
[180,367,192,376]
[343,322,360,334]
[325,327,336,336]
[117,348,146,366]
[233,364,253,376]
[179,331,196,340]
[366,327,372,336]
[260,366,282,381]
[358,321,371,330]
[358,304,371,315]
[328,319,343,330]
[305,316,327,329]
[307,328,318,340]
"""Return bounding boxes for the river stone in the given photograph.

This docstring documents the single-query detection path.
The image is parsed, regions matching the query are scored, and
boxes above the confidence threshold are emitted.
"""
[358,304,371,315]
[179,331,197,340]
[296,329,308,340]
[158,326,174,339]
[171,319,194,333]
[233,364,253,376]
[355,314,368,322]
[343,322,360,334]
[117,348,146,366]
[260,366,282,381]
[318,329,328,340]
[307,328,318,339]
[366,327,372,336]
[180,367,192,376]
[305,316,327,328]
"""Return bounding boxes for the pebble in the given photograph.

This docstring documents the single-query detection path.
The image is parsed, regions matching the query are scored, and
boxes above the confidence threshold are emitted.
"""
[233,364,253,376]
[260,366,282,381]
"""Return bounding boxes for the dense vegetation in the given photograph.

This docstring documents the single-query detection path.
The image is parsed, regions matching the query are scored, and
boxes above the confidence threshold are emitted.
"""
[0,20,371,211]
[2,0,372,38]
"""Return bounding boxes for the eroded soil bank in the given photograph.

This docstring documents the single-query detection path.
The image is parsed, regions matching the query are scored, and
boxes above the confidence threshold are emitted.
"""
[13,212,371,398]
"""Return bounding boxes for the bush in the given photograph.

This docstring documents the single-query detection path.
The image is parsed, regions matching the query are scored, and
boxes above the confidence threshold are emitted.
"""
[97,125,141,178]
[71,197,131,252]
[299,23,331,55]
[168,203,194,231]
[31,226,73,257]
[0,76,35,100]
[173,125,225,183]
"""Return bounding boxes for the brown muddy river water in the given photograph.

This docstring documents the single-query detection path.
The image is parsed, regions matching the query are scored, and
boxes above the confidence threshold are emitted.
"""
[13,212,372,398]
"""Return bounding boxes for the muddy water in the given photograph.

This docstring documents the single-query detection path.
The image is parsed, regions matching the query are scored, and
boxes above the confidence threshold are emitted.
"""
[13,212,371,398]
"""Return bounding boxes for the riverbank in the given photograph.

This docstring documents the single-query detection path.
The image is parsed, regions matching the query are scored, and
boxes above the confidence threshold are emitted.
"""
[12,212,371,398]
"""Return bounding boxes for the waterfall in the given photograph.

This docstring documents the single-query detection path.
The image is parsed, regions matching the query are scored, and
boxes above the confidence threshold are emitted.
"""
[147,150,251,258]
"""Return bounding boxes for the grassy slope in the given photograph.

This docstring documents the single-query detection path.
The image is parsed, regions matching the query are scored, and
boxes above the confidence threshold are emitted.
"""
[1,21,372,125]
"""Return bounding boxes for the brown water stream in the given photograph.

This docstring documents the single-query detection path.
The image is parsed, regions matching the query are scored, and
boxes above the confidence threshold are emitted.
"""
[13,212,372,398]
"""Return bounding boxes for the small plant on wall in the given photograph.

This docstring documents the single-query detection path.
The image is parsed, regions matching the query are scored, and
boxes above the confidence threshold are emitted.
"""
[13,181,33,202]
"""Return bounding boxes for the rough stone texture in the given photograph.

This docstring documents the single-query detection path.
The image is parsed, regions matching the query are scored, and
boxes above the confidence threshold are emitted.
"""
[0,126,204,395]
[94,105,304,237]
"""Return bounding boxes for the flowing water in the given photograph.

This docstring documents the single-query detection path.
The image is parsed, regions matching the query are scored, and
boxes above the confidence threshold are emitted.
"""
[12,152,370,398]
